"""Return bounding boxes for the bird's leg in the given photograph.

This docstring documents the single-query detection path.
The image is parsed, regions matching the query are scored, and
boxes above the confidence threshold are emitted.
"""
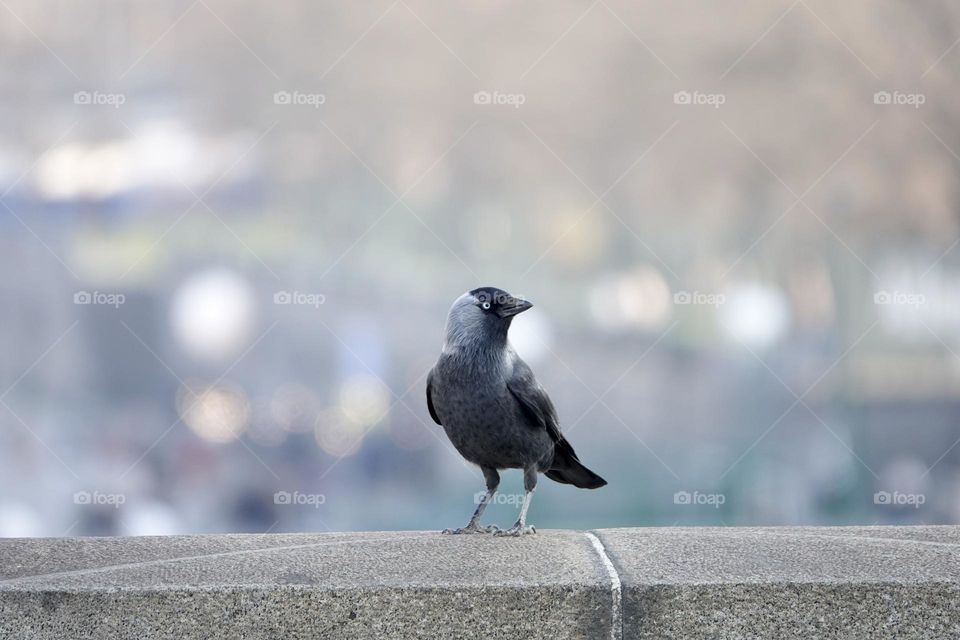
[443,468,501,534]
[496,467,537,536]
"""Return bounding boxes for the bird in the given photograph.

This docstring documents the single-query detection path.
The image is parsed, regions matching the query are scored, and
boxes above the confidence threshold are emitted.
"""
[426,287,606,536]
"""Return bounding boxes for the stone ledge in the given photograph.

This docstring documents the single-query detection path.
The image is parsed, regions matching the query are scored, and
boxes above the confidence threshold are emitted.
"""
[1,526,958,639]
[594,526,960,639]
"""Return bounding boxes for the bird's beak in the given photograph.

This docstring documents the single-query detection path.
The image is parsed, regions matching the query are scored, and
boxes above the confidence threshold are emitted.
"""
[496,297,533,318]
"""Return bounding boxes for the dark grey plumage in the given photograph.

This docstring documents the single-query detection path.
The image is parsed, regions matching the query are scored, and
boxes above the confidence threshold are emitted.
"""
[427,287,606,536]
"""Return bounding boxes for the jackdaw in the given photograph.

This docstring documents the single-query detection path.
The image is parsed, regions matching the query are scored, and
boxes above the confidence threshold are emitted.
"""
[427,287,607,536]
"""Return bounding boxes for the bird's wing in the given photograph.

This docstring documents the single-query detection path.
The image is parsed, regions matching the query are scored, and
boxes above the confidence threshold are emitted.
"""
[426,367,442,426]
[506,357,564,445]
[508,357,594,479]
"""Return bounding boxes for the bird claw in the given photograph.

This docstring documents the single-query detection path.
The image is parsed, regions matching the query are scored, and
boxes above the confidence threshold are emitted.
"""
[442,523,500,535]
[494,524,536,537]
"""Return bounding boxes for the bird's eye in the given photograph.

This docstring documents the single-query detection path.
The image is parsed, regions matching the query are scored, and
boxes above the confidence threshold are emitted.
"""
[481,302,491,310]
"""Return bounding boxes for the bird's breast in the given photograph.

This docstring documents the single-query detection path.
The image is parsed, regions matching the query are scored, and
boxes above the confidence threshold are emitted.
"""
[431,361,549,469]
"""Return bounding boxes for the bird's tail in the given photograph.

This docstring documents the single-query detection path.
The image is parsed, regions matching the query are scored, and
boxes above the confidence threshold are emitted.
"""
[545,441,607,489]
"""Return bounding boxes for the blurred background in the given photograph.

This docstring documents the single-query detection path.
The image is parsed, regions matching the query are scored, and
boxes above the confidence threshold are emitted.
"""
[2,0,960,536]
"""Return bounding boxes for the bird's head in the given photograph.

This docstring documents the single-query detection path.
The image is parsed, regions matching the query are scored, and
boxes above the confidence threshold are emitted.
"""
[443,287,533,351]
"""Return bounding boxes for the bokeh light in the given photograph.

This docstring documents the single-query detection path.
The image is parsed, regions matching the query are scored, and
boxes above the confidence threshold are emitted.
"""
[170,268,257,362]
[720,283,790,349]
[589,267,672,332]
[314,408,365,458]
[178,383,251,444]
[337,374,391,428]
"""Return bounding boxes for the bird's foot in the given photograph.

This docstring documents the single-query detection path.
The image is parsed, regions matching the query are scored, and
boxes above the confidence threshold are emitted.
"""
[442,523,500,535]
[494,523,536,537]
